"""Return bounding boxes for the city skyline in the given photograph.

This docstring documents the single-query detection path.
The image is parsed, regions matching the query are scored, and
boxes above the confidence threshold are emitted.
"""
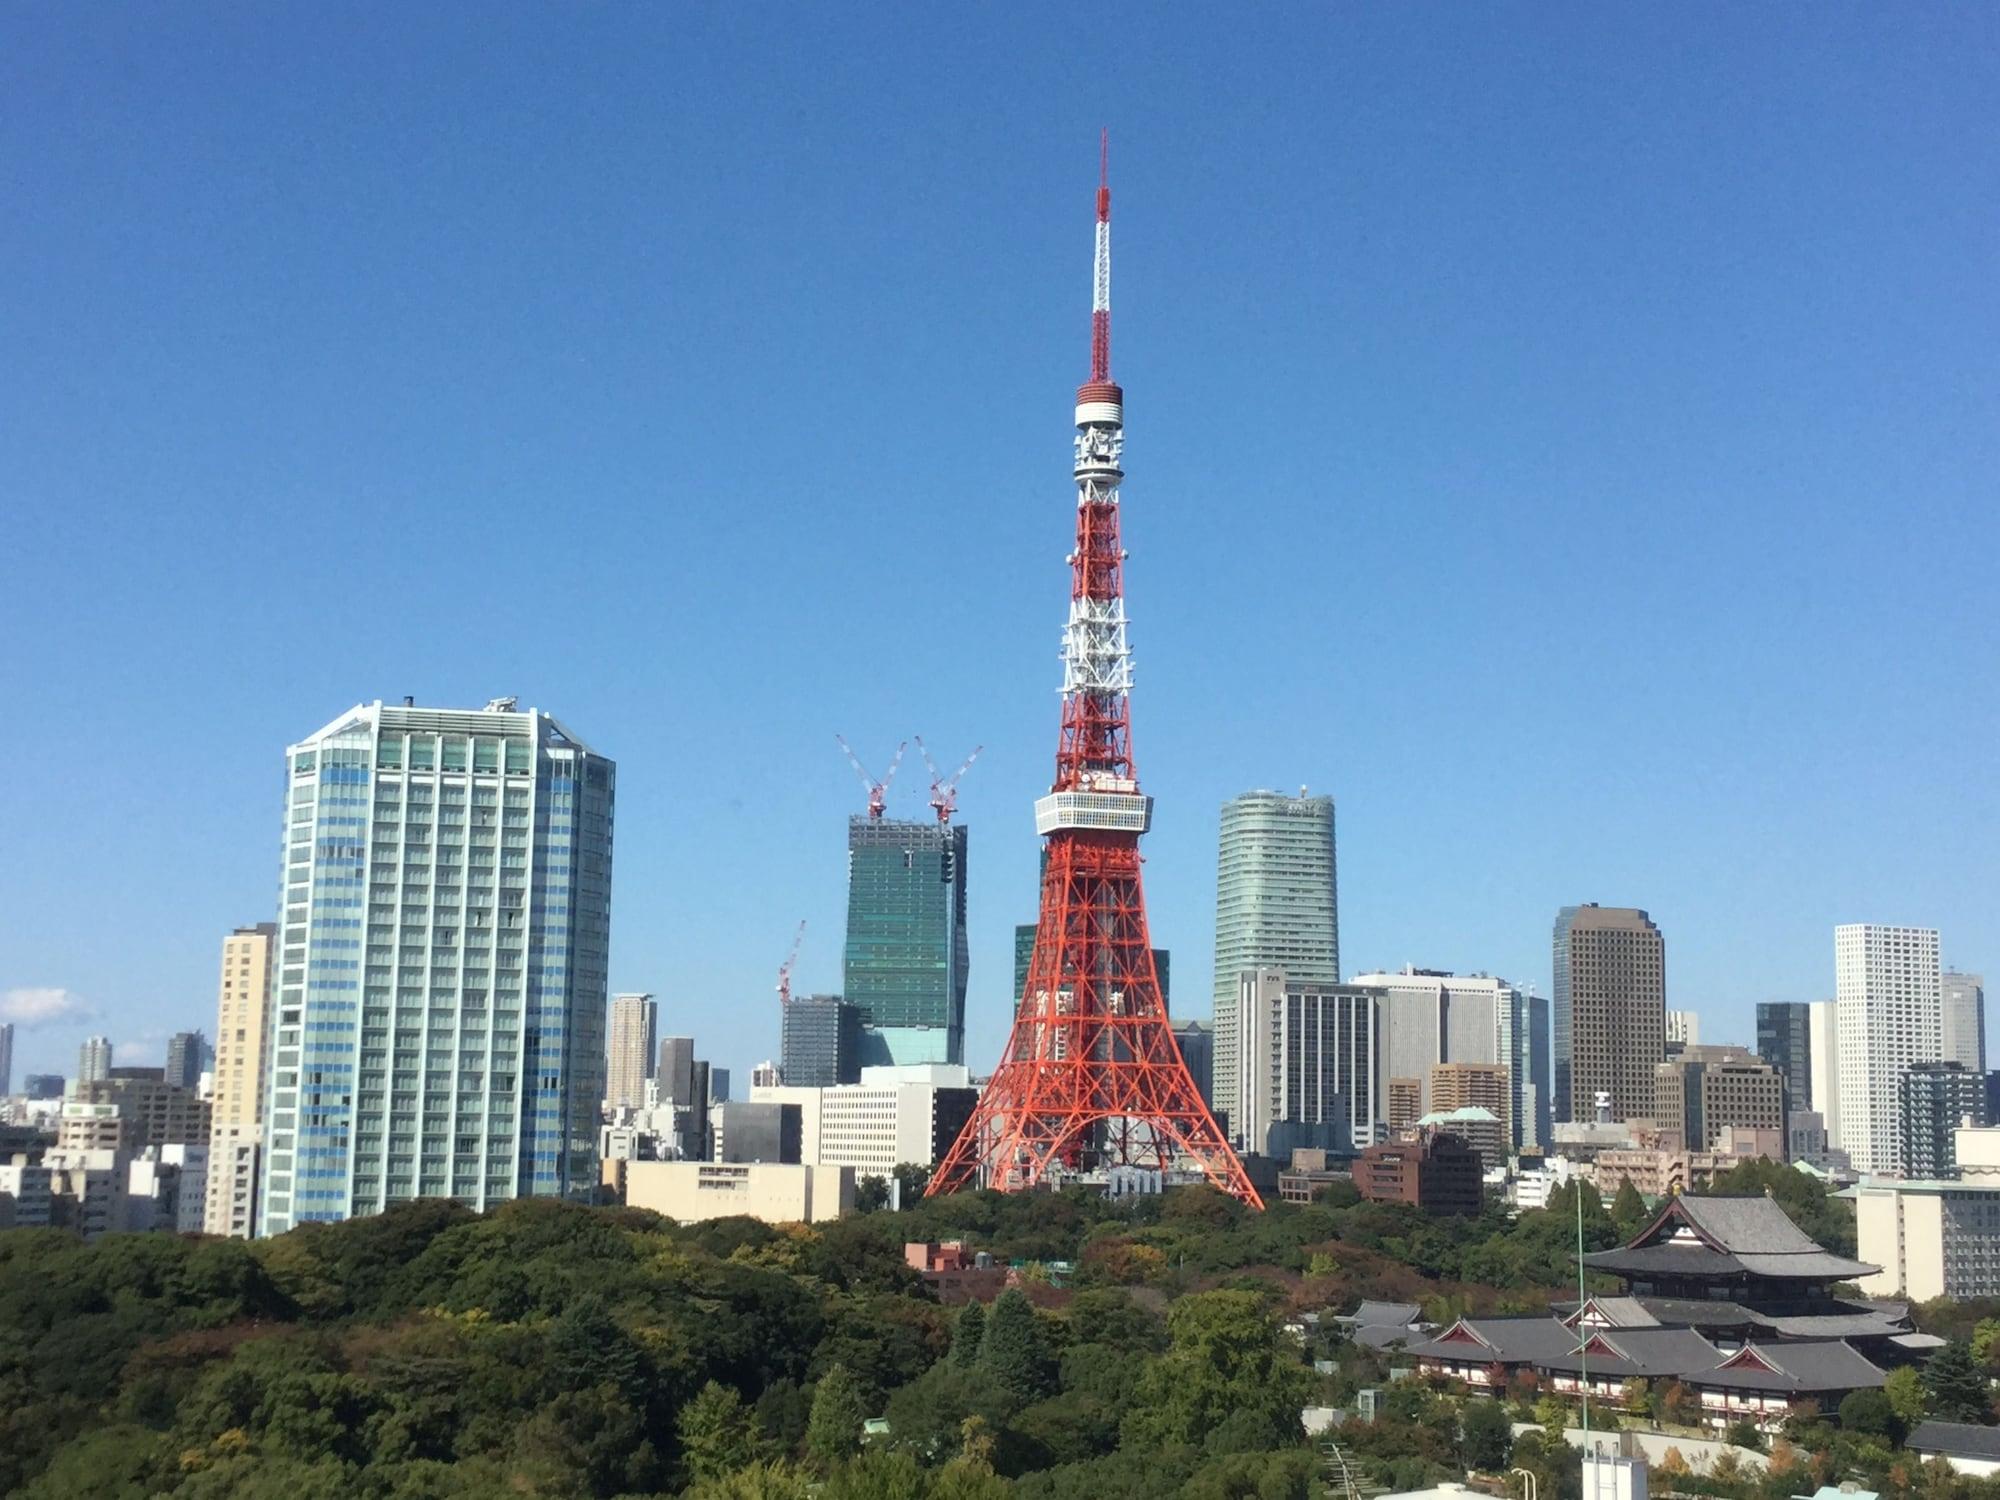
[3,10,1995,1089]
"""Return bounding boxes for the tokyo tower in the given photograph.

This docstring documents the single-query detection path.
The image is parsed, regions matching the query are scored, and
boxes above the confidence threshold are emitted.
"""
[928,137,1262,1208]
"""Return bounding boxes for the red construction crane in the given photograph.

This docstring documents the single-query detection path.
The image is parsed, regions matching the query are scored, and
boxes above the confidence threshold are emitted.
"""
[775,919,806,1007]
[835,735,906,819]
[915,737,983,824]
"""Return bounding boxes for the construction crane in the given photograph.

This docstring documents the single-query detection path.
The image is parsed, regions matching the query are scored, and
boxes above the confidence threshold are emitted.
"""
[775,920,806,1007]
[835,735,906,819]
[915,737,983,824]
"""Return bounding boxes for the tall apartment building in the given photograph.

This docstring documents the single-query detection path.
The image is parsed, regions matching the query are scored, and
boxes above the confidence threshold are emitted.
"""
[164,1031,208,1091]
[1756,1002,1812,1114]
[1808,999,1841,1147]
[1526,991,1551,1149]
[605,993,658,1111]
[71,1072,211,1152]
[206,923,276,1236]
[1212,791,1339,1126]
[1833,924,1941,1175]
[781,996,861,1087]
[1228,968,1378,1157]
[1899,1063,1988,1180]
[1665,1010,1701,1049]
[0,1021,12,1097]
[78,1036,113,1085]
[1352,967,1527,1144]
[1386,1076,1423,1135]
[1653,1046,1785,1152]
[1427,1062,1512,1166]
[843,817,968,1067]
[1553,905,1665,1125]
[259,698,614,1235]
[1944,972,1987,1075]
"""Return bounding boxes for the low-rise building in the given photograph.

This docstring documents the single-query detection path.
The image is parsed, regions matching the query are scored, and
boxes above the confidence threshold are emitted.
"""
[1354,1130,1482,1215]
[619,1160,853,1224]
[1851,1177,2000,1302]
[1908,1421,2000,1478]
[750,1064,977,1180]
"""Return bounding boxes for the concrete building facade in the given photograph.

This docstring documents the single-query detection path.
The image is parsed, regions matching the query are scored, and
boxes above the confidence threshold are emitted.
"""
[1899,1062,1988,1180]
[1944,972,1987,1076]
[1834,924,1941,1175]
[1653,1046,1785,1153]
[207,922,276,1236]
[1228,968,1379,1157]
[1353,968,1528,1144]
[1553,905,1666,1125]
[780,995,861,1087]
[605,993,657,1111]
[1756,1001,1812,1114]
[620,1159,853,1224]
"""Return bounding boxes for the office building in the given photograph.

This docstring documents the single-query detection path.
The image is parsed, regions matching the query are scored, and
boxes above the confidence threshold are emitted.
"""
[709,1067,730,1104]
[1899,1063,1988,1180]
[1944,972,1987,1075]
[0,1021,12,1097]
[1665,1010,1700,1049]
[206,922,276,1237]
[73,1073,210,1153]
[1354,968,1529,1143]
[750,1064,978,1177]
[1653,1046,1785,1153]
[1834,924,1941,1175]
[1553,905,1665,1124]
[1787,1109,1829,1165]
[1426,1063,1511,1168]
[750,1060,779,1090]
[24,1075,63,1101]
[714,1100,803,1164]
[843,816,968,1067]
[618,1159,852,1225]
[1808,999,1841,1145]
[1227,968,1378,1157]
[78,1036,113,1085]
[605,993,657,1111]
[1523,990,1551,1149]
[1016,923,1168,1008]
[1171,1020,1213,1110]
[781,995,861,1087]
[164,1031,208,1091]
[657,1036,696,1104]
[259,697,615,1236]
[1386,1077,1422,1135]
[1854,1176,2000,1302]
[1212,790,1338,1128]
[1756,1002,1812,1113]
[1354,1131,1482,1215]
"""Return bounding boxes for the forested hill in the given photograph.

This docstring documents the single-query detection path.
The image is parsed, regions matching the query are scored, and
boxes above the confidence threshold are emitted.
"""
[0,1164,1854,1498]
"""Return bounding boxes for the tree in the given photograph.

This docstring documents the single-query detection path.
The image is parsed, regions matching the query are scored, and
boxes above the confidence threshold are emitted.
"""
[979,1291,1055,1403]
[1923,1339,1991,1423]
[806,1365,868,1468]
[1609,1181,1647,1241]
[548,1291,642,1400]
[680,1381,764,1483]
[1837,1387,1900,1442]
[1123,1291,1314,1451]
[1461,1399,1513,1471]
[1885,1365,1928,1428]
[952,1302,987,1368]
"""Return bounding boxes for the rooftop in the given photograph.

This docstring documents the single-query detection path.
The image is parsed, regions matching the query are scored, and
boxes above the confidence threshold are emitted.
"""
[1908,1421,2000,1460]
[1582,1193,1877,1282]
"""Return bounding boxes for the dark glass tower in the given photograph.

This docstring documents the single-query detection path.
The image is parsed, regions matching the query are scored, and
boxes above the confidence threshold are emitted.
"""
[843,817,968,1066]
[1756,1001,1812,1113]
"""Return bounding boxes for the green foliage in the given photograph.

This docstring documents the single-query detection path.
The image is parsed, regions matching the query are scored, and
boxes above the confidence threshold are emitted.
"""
[1609,1180,1648,1240]
[807,1364,869,1467]
[951,1301,986,1367]
[1460,1398,1513,1471]
[1701,1158,1857,1258]
[978,1291,1055,1403]
[1124,1291,1312,1451]
[1923,1338,1991,1422]
[680,1380,766,1483]
[1837,1386,1899,1441]
[1884,1364,1927,1426]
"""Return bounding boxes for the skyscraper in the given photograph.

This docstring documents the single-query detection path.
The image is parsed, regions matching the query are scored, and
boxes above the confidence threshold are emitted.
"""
[165,1030,208,1091]
[843,817,968,1067]
[1834,924,1941,1175]
[206,922,276,1237]
[1228,968,1378,1157]
[259,698,615,1235]
[0,1022,11,1097]
[657,1036,696,1104]
[1212,790,1339,1124]
[1808,998,1841,1149]
[1552,904,1665,1125]
[780,996,861,1087]
[1352,967,1528,1144]
[1526,991,1552,1149]
[1944,972,1987,1075]
[605,993,657,1111]
[1756,1001,1812,1113]
[1898,1062,1986,1180]
[78,1036,113,1085]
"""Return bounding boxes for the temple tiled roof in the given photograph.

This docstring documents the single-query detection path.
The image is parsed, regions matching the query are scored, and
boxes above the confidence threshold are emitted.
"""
[1690,1340,1886,1395]
[1582,1194,1877,1282]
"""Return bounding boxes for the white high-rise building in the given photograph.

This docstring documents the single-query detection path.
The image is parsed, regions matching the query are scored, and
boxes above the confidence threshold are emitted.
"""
[259,698,615,1235]
[605,993,658,1112]
[78,1036,113,1086]
[1808,998,1841,1150]
[1666,1009,1701,1048]
[1229,968,1380,1157]
[1833,924,1941,1175]
[1943,972,1987,1076]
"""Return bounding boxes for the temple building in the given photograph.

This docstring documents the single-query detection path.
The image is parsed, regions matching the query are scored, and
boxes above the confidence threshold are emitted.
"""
[1402,1194,1931,1432]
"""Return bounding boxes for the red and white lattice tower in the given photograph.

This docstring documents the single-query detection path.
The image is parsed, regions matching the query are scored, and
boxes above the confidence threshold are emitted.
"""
[929,136,1262,1208]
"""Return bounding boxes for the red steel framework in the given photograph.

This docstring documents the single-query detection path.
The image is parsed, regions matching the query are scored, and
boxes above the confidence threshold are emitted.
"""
[929,137,1262,1208]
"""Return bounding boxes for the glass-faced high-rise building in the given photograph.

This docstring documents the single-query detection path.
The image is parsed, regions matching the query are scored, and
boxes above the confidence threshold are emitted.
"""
[842,817,968,1067]
[1211,790,1339,1125]
[259,698,613,1235]
[1756,1001,1813,1113]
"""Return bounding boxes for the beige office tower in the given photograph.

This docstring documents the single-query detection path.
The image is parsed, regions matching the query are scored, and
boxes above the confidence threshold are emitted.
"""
[1554,904,1666,1124]
[205,923,276,1236]
[1429,1062,1512,1154]
[605,993,658,1111]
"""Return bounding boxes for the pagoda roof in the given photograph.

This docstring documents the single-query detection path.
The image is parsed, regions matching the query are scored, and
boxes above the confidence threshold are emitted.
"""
[1581,1193,1877,1282]
[1687,1339,1886,1395]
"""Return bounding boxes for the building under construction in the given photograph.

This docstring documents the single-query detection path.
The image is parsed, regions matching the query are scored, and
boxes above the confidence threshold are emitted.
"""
[843,816,968,1068]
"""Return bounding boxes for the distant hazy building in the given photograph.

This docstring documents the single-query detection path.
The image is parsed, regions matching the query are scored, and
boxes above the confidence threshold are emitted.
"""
[750,1060,780,1090]
[1525,991,1551,1149]
[1665,1010,1700,1050]
[206,922,276,1237]
[1944,972,1987,1075]
[1386,1077,1423,1135]
[1172,1020,1214,1110]
[1834,924,1941,1175]
[1653,1046,1784,1153]
[259,698,615,1235]
[73,1074,210,1153]
[1553,905,1665,1125]
[781,996,861,1087]
[657,1036,697,1104]
[1212,791,1339,1133]
[1756,1002,1813,1114]
[1899,1062,1988,1180]
[709,1067,730,1104]
[1787,1109,1829,1165]
[0,1021,12,1097]
[843,817,968,1067]
[24,1075,64,1101]
[1228,968,1378,1157]
[1017,924,1168,1009]
[78,1037,113,1086]
[605,993,658,1111]
[164,1031,208,1092]
[714,1100,804,1164]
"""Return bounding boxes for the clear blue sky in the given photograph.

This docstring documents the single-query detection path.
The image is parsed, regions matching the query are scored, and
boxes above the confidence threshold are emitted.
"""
[3,8,1995,1084]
